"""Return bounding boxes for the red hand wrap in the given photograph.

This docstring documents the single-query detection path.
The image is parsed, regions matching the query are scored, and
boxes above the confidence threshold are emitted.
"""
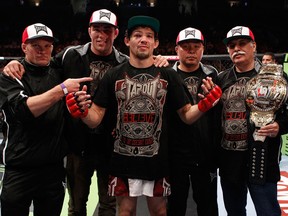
[65,93,88,118]
[198,85,222,112]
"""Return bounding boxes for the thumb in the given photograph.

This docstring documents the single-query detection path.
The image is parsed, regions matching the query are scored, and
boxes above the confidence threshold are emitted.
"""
[81,85,88,91]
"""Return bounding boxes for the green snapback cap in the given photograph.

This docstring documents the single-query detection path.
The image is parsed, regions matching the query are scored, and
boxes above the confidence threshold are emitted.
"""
[127,15,160,33]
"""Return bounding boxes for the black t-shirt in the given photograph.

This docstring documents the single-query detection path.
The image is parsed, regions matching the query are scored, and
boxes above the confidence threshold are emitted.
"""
[93,62,190,180]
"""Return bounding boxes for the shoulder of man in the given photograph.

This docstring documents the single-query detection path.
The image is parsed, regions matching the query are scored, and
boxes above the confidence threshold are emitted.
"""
[113,46,129,64]
[52,43,87,67]
[201,62,218,75]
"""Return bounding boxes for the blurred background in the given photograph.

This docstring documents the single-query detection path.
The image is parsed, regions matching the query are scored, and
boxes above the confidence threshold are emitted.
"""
[1,0,288,58]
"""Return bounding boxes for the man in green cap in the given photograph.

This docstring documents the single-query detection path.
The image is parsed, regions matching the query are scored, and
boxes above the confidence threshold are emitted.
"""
[65,15,222,215]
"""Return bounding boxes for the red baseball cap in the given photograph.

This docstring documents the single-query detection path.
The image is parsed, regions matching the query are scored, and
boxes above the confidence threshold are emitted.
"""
[89,9,118,27]
[22,23,55,43]
[176,27,204,44]
[223,26,255,45]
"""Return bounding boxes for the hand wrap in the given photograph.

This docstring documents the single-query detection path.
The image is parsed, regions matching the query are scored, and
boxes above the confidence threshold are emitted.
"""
[198,85,222,112]
[66,92,88,118]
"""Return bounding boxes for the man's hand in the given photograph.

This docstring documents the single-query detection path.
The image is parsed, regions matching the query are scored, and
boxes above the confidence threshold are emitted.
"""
[61,77,93,95]
[65,85,91,118]
[153,55,170,67]
[198,77,222,112]
[3,60,25,79]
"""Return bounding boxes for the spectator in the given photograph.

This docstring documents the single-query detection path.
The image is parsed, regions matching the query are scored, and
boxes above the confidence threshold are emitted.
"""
[262,52,276,64]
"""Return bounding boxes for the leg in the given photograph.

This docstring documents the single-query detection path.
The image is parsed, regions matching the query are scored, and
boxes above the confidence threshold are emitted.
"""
[147,196,167,216]
[220,177,248,216]
[66,153,94,216]
[116,196,137,216]
[167,167,190,216]
[249,182,281,216]
[33,166,65,216]
[0,168,31,216]
[191,165,218,216]
[96,169,116,216]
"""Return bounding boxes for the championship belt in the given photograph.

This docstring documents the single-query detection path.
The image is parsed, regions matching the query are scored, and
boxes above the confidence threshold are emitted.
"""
[246,64,288,184]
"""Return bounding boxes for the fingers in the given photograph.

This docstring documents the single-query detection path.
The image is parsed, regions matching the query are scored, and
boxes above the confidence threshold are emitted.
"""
[63,77,93,93]
[76,77,93,83]
[153,55,169,67]
[81,85,88,92]
[3,64,24,80]
[257,122,279,137]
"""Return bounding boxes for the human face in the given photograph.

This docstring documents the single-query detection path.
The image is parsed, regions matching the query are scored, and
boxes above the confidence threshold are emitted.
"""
[89,24,119,56]
[175,40,204,71]
[124,27,159,61]
[262,55,275,64]
[227,38,256,67]
[22,38,53,66]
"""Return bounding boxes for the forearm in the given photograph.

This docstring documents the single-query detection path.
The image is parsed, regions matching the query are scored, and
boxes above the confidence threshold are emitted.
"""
[27,84,64,117]
[81,103,105,128]
[177,103,204,125]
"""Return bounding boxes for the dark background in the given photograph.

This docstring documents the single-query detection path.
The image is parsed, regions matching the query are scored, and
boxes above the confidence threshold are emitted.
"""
[1,0,287,57]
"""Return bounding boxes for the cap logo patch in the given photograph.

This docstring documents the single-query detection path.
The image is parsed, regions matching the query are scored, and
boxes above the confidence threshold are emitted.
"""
[231,27,243,36]
[185,29,195,38]
[99,11,111,21]
[34,25,48,35]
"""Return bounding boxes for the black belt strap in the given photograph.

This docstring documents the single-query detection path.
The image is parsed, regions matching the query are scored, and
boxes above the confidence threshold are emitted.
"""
[248,141,268,185]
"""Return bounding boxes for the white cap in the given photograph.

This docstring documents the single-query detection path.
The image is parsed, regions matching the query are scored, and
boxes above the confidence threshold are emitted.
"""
[22,23,55,43]
[223,26,255,45]
[176,27,204,44]
[89,9,118,27]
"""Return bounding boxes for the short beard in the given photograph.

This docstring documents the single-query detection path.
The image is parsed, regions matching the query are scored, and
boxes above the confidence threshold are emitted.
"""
[136,52,149,60]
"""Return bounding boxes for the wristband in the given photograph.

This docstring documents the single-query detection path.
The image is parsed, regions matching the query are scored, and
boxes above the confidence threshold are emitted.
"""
[60,83,68,96]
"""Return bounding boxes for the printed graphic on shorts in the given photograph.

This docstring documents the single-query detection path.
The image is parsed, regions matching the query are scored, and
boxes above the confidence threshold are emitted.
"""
[114,73,168,157]
[90,61,112,96]
[222,77,249,150]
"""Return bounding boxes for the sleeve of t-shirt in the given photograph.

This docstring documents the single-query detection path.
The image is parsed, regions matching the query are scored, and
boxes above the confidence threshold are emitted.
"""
[166,68,190,111]
[92,70,113,109]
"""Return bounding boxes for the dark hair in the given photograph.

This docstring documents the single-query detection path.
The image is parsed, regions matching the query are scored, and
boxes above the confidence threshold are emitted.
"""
[263,52,275,60]
[125,26,159,40]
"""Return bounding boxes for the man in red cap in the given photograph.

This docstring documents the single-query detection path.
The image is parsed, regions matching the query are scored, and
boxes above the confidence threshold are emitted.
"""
[215,25,288,216]
[0,23,91,216]
[167,27,219,216]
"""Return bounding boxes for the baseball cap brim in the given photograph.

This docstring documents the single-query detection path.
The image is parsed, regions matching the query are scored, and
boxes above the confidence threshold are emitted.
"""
[128,16,160,33]
[223,35,253,45]
[25,35,57,43]
[178,38,204,44]
[89,20,118,28]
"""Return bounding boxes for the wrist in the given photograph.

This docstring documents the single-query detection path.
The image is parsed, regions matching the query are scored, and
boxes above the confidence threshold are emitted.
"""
[60,83,68,96]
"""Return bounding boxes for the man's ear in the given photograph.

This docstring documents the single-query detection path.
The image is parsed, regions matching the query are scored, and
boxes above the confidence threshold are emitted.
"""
[154,39,159,49]
[252,42,257,52]
[114,28,119,39]
[21,43,27,54]
[124,37,129,47]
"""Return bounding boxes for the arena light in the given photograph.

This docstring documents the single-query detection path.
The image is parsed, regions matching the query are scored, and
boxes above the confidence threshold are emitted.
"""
[29,0,41,7]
